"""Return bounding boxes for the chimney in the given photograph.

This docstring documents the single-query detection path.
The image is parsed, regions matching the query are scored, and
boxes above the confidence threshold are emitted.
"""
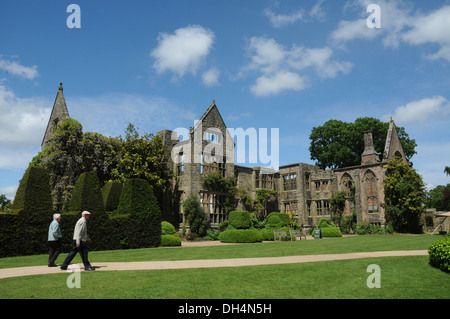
[361,131,378,164]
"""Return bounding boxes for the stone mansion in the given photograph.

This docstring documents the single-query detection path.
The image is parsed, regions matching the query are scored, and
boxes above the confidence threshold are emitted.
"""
[43,84,408,229]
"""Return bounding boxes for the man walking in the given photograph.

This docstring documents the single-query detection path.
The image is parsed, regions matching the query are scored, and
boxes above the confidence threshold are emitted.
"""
[48,213,62,267]
[60,211,95,271]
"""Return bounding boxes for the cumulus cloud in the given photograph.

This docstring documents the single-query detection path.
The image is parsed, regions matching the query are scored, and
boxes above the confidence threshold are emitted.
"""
[386,96,450,123]
[201,67,220,87]
[0,57,39,80]
[330,1,450,61]
[0,85,50,146]
[402,5,450,62]
[250,71,305,97]
[245,36,352,96]
[150,25,215,79]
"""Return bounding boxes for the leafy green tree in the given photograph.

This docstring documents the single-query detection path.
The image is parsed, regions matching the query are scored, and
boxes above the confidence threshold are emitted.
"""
[330,191,347,226]
[203,172,238,214]
[309,117,417,169]
[426,184,450,211]
[111,124,170,192]
[383,158,426,233]
[0,194,11,211]
[32,118,121,211]
[182,195,209,236]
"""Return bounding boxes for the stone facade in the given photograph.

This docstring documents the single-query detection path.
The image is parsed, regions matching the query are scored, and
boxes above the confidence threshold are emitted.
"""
[162,102,408,229]
[42,85,408,230]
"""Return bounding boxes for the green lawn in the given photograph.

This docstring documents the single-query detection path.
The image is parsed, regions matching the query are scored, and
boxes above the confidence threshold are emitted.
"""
[0,234,448,299]
[0,234,440,269]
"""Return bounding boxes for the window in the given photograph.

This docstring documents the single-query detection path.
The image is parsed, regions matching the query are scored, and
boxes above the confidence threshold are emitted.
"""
[205,131,220,144]
[364,170,379,213]
[261,174,274,189]
[283,174,297,191]
[201,155,226,177]
[284,201,298,219]
[199,191,227,225]
[176,153,184,176]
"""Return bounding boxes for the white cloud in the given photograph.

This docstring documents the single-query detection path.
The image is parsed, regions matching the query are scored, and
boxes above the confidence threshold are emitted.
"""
[0,185,18,201]
[150,25,215,78]
[201,67,220,87]
[251,71,305,97]
[402,5,450,62]
[264,0,327,27]
[244,36,352,96]
[0,85,50,146]
[386,96,450,123]
[264,8,305,28]
[331,1,450,61]
[0,57,39,80]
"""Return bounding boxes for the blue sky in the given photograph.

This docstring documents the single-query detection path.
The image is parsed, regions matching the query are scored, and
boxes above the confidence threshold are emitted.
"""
[1,0,450,200]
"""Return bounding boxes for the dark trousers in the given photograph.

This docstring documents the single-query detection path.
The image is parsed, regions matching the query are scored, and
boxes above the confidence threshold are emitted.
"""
[61,241,91,269]
[48,240,61,266]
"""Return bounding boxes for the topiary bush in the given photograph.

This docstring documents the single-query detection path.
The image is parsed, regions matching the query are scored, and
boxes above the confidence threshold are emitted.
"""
[68,172,110,251]
[315,217,342,237]
[428,235,450,273]
[161,221,181,246]
[219,229,263,243]
[228,210,251,229]
[11,166,54,256]
[265,212,290,229]
[116,178,161,248]
[102,181,123,211]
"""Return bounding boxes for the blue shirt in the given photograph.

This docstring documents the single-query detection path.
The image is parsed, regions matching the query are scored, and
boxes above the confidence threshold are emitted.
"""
[48,220,62,241]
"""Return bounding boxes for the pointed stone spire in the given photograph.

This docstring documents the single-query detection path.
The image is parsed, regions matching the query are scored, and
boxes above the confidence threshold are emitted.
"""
[383,118,407,163]
[41,83,70,150]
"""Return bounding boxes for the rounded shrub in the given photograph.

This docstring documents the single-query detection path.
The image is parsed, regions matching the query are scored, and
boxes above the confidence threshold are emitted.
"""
[228,210,251,229]
[161,234,181,246]
[428,235,450,273]
[161,221,177,235]
[219,229,263,243]
[265,212,290,229]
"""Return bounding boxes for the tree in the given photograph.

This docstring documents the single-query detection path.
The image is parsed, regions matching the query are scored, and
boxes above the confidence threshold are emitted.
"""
[383,158,426,233]
[182,195,209,236]
[330,191,347,226]
[0,194,11,211]
[309,117,417,169]
[112,124,170,192]
[426,184,450,211]
[445,166,450,176]
[32,118,121,211]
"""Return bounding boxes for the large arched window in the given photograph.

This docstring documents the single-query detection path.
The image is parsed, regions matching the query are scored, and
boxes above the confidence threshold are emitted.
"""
[364,170,379,213]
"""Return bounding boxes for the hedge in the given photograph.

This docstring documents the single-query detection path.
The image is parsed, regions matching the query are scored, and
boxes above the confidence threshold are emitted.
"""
[102,181,123,211]
[68,172,110,250]
[228,211,251,229]
[428,235,450,273]
[10,166,53,256]
[219,228,263,243]
[115,178,161,248]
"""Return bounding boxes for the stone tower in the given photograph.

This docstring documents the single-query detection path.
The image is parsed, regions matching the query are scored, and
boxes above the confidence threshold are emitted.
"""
[41,83,70,150]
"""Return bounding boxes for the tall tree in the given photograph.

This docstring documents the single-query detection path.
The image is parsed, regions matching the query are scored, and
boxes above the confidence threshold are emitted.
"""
[111,124,170,192]
[383,158,426,233]
[309,117,417,169]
